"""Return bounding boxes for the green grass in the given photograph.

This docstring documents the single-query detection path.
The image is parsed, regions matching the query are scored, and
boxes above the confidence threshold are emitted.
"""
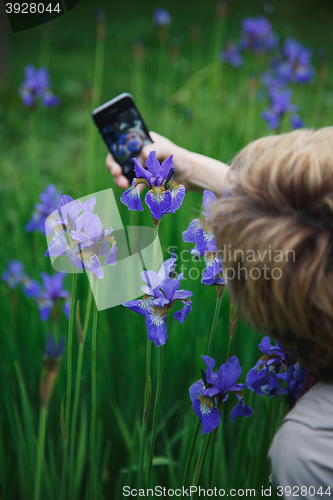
[1,0,333,498]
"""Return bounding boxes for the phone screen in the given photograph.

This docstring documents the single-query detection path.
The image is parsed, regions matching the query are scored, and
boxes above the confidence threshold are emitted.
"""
[93,96,152,180]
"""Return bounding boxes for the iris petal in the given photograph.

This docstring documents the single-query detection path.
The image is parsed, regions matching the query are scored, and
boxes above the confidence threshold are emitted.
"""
[189,379,205,402]
[145,189,172,220]
[192,397,221,434]
[169,182,185,213]
[145,307,168,346]
[173,300,192,323]
[120,181,143,211]
[182,219,201,243]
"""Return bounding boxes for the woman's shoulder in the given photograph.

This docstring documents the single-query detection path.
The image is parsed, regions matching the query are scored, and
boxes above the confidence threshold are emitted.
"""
[268,382,333,492]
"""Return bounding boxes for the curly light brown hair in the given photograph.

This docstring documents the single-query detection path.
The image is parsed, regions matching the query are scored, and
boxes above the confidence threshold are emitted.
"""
[211,128,333,381]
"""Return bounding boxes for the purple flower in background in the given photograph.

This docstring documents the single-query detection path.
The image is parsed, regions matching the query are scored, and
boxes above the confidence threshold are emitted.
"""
[261,88,296,130]
[45,196,117,279]
[21,276,40,298]
[201,252,224,286]
[1,260,40,297]
[153,8,171,27]
[220,43,243,68]
[189,355,252,434]
[290,114,305,129]
[183,190,217,257]
[240,16,278,54]
[120,151,185,221]
[18,64,60,108]
[1,260,26,289]
[44,333,65,360]
[183,190,225,286]
[123,256,192,346]
[41,333,64,407]
[26,184,63,235]
[260,70,285,90]
[272,37,314,85]
[36,272,70,321]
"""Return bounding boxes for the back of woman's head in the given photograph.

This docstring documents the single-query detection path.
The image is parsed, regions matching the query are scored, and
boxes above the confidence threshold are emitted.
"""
[212,128,333,381]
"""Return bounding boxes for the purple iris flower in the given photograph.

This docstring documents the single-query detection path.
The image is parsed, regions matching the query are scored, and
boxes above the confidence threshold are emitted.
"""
[26,184,63,235]
[122,256,192,346]
[220,43,244,68]
[18,64,60,108]
[240,16,278,54]
[153,8,171,27]
[183,190,225,286]
[189,355,253,434]
[46,196,117,279]
[69,212,117,279]
[274,37,314,85]
[36,272,70,321]
[44,333,65,360]
[120,151,185,221]
[247,362,288,397]
[45,196,85,258]
[246,336,307,404]
[282,361,307,406]
[258,336,288,366]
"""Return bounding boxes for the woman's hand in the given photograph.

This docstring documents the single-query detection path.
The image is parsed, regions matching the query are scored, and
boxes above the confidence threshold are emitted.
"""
[106,130,232,196]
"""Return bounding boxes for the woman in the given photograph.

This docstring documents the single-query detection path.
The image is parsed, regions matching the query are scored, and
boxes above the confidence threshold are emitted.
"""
[106,128,333,494]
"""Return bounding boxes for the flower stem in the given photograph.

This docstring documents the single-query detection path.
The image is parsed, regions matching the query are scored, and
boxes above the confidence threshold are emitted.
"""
[69,285,93,495]
[182,420,200,486]
[90,280,98,500]
[206,288,224,357]
[147,345,164,487]
[138,342,151,490]
[138,220,160,488]
[34,406,47,500]
[60,270,77,500]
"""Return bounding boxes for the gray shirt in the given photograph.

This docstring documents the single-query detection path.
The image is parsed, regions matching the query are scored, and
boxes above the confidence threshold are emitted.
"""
[268,382,333,498]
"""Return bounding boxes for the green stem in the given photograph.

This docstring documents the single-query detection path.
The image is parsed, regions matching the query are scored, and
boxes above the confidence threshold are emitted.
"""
[69,285,93,496]
[208,428,218,488]
[147,346,163,487]
[60,271,77,500]
[90,280,98,500]
[191,433,212,495]
[29,111,38,204]
[34,406,47,500]
[138,341,151,490]
[206,291,224,357]
[138,221,159,489]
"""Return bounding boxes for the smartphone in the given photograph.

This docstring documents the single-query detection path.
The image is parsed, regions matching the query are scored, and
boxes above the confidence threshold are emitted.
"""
[92,93,152,182]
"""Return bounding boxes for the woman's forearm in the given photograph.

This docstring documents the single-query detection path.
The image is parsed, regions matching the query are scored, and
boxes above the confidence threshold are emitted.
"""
[176,146,232,196]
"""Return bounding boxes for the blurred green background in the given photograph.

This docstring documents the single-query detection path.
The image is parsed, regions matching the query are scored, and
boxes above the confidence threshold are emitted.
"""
[1,0,333,498]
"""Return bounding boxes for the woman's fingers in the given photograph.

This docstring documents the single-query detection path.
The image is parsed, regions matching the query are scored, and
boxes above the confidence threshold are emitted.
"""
[105,153,130,188]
